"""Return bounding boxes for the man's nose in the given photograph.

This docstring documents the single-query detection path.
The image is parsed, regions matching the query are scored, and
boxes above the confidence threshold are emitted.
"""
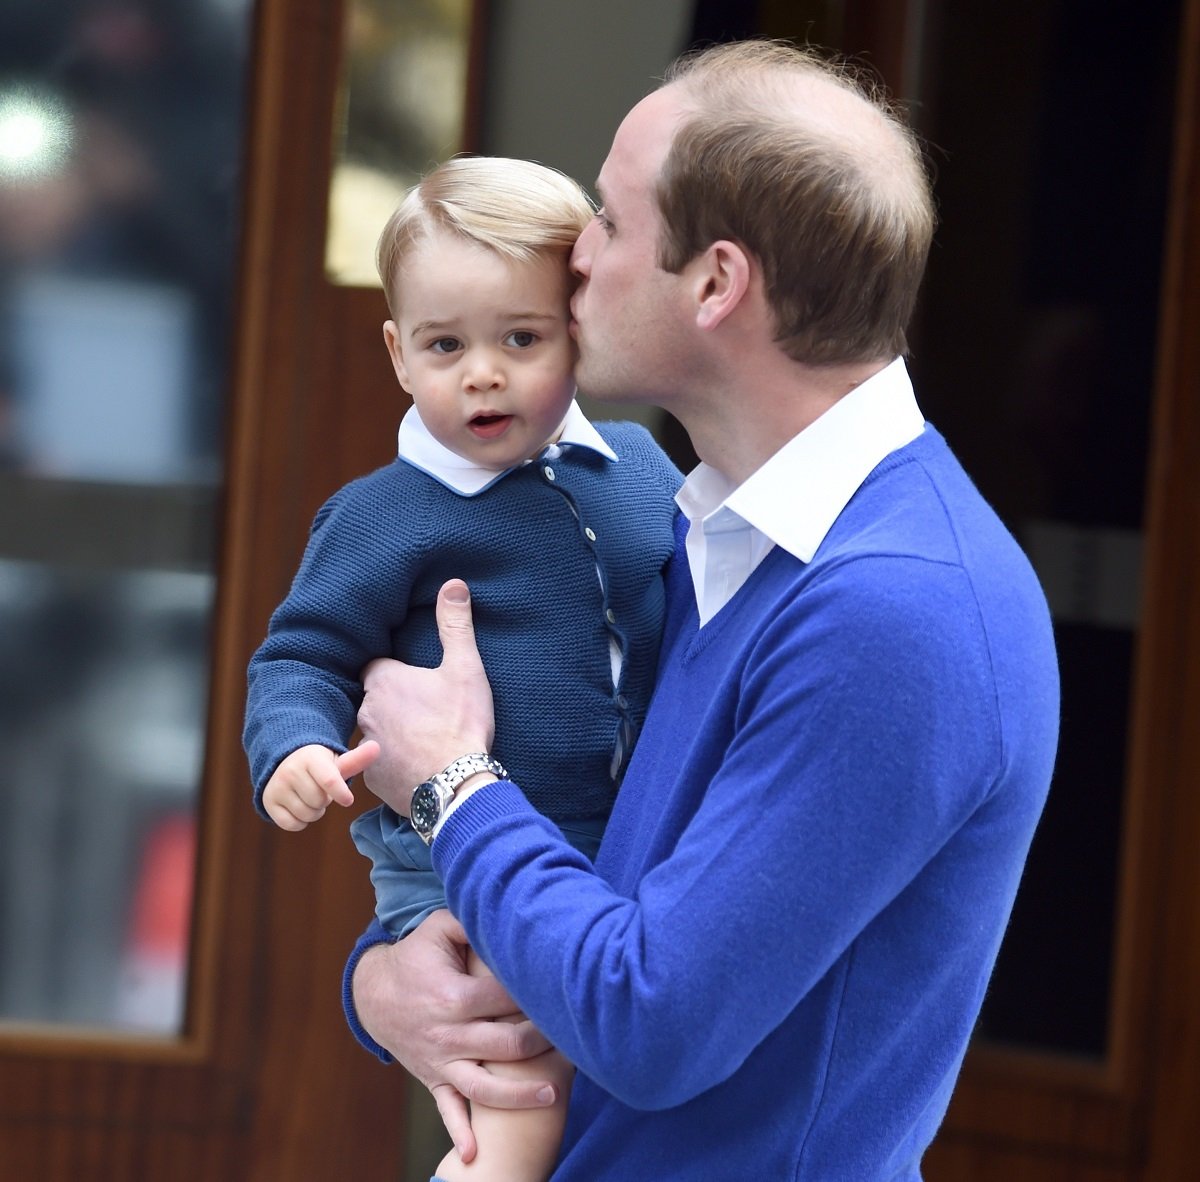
[570,220,595,277]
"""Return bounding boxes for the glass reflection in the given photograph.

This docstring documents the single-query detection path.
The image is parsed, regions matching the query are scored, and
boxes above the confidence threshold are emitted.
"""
[908,0,1180,1056]
[0,0,253,1034]
[326,0,474,285]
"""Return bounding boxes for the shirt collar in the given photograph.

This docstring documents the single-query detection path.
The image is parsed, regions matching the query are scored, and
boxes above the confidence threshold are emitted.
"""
[676,356,925,563]
[397,399,618,496]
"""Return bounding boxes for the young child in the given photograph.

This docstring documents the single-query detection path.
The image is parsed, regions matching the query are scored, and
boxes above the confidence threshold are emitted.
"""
[242,156,681,1181]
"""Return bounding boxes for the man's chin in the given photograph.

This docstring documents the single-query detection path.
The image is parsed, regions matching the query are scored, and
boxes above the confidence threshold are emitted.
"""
[577,384,645,407]
[572,360,609,400]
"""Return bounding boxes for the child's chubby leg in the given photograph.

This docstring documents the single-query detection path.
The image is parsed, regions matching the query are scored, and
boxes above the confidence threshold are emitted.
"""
[434,948,573,1182]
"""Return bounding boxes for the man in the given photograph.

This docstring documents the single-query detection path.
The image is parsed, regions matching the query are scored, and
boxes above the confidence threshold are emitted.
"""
[345,40,1060,1180]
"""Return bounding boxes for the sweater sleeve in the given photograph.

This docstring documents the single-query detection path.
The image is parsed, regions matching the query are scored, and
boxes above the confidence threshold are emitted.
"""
[244,475,420,817]
[431,554,1034,1110]
[341,916,398,1063]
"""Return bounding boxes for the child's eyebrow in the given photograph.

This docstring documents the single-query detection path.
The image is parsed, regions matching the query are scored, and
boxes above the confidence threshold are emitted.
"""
[409,319,455,338]
[410,311,562,338]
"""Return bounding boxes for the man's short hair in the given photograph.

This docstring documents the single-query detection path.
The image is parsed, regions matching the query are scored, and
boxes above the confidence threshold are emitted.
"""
[658,40,935,366]
[376,156,595,318]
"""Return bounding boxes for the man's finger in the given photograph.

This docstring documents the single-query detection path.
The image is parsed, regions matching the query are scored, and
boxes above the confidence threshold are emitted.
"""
[440,1016,553,1068]
[426,907,469,945]
[431,1083,477,1164]
[452,1059,558,1112]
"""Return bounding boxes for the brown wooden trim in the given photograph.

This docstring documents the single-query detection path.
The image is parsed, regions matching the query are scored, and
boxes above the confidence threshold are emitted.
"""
[963,1045,1121,1094]
[216,0,411,1174]
[931,0,1200,1173]
[0,1027,207,1065]
[463,0,491,153]
[841,0,918,97]
[1134,0,1200,1173]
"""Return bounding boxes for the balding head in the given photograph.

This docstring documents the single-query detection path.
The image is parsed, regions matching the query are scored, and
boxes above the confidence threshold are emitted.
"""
[654,41,935,366]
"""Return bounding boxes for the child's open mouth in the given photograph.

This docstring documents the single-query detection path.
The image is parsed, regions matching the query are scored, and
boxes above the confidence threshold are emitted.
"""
[469,413,513,439]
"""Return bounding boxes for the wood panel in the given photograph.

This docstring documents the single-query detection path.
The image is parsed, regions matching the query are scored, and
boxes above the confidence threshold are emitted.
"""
[214,0,413,1176]
[927,0,1200,1175]
[1132,0,1200,1172]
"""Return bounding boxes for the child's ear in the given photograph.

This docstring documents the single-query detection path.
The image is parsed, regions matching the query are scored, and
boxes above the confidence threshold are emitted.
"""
[382,321,412,391]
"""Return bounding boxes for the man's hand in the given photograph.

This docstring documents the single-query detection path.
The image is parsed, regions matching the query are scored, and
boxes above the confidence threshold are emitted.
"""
[261,741,379,831]
[353,910,556,1162]
[358,579,496,816]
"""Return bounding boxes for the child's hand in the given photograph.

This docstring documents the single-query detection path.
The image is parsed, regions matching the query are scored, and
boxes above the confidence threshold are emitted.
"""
[262,741,379,831]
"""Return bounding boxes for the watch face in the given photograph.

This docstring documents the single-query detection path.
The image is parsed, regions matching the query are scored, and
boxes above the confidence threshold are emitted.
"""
[410,782,440,835]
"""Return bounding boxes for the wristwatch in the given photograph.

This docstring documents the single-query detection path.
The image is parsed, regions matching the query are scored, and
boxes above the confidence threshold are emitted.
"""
[409,752,508,844]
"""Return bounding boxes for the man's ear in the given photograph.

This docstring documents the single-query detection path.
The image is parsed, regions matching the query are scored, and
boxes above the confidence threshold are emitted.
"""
[382,321,412,391]
[692,240,751,332]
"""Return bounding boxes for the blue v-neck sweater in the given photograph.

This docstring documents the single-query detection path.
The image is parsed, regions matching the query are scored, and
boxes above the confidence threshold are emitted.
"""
[349,426,1060,1180]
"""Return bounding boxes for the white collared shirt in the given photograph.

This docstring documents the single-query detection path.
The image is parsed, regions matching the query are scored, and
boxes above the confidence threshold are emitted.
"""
[396,398,618,494]
[675,357,926,626]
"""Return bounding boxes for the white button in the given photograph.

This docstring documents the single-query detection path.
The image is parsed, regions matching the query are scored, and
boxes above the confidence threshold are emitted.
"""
[584,527,596,541]
[543,465,555,481]
[605,608,616,624]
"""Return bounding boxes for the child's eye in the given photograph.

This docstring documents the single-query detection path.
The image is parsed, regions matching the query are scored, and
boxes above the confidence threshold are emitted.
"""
[595,209,614,234]
[504,330,538,348]
[430,337,461,354]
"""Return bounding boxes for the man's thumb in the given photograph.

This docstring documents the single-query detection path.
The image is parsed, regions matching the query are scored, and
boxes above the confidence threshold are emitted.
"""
[437,579,482,665]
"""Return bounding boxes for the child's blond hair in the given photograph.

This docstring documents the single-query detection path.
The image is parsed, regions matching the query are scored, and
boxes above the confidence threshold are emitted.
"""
[376,156,595,318]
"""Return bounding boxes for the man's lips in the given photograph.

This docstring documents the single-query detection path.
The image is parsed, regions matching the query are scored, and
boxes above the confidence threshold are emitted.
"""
[469,413,513,439]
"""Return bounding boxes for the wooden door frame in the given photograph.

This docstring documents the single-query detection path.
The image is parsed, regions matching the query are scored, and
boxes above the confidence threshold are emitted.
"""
[2,1,1195,1176]
[918,0,1200,1174]
[0,0,488,1176]
[213,0,404,1175]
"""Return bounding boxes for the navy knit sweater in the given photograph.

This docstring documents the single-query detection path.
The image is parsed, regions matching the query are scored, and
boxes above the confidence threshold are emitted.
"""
[347,426,1060,1179]
[244,420,681,822]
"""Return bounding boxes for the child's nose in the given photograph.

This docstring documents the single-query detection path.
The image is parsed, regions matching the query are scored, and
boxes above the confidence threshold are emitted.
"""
[463,351,505,392]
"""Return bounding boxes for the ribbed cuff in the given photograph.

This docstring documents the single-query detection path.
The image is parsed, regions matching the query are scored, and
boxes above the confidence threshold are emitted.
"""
[430,778,535,873]
[341,916,397,1064]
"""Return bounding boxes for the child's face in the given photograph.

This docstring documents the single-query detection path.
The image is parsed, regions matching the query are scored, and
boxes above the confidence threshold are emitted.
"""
[384,229,577,470]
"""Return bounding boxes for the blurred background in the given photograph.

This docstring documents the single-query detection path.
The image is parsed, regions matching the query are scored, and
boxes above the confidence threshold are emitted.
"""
[0,0,1196,1178]
[0,0,251,1032]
